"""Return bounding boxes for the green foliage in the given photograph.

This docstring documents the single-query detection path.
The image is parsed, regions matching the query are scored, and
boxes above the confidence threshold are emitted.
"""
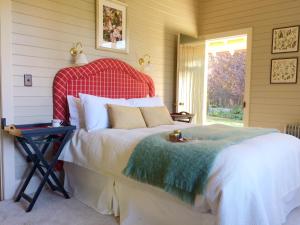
[207,50,245,122]
[207,50,246,108]
[208,105,243,121]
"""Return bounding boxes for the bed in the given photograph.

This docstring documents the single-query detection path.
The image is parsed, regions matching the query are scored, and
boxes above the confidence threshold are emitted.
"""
[54,58,300,225]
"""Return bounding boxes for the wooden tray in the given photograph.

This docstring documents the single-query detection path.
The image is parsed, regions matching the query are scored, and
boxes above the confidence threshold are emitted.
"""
[2,121,75,138]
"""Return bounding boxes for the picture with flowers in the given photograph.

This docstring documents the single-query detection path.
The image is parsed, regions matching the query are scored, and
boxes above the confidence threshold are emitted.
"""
[97,0,127,53]
[272,26,299,54]
[103,6,123,43]
[270,58,298,84]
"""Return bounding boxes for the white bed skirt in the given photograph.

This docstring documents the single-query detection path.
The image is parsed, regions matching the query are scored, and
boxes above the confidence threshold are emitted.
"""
[64,162,216,225]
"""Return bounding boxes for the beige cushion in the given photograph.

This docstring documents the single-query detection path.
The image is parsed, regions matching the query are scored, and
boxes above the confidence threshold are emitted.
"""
[107,104,147,129]
[140,106,174,127]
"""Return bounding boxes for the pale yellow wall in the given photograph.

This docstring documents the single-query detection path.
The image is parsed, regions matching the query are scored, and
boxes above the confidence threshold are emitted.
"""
[5,0,300,198]
[12,0,199,124]
[198,0,300,130]
[11,0,199,183]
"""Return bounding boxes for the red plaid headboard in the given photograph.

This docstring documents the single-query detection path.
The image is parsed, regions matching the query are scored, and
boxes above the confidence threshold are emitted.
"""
[53,58,155,123]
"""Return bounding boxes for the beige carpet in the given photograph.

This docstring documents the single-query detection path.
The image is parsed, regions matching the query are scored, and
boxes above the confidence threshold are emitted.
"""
[0,190,299,225]
[0,191,118,225]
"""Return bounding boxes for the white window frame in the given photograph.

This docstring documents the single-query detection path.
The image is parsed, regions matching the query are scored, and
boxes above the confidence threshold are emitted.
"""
[201,28,253,127]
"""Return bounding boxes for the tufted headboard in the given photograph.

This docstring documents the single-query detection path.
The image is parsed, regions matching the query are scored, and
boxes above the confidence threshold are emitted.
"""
[53,58,155,123]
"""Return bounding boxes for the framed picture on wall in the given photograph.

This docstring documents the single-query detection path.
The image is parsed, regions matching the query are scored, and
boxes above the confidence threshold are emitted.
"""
[272,26,299,54]
[96,0,128,53]
[270,57,298,84]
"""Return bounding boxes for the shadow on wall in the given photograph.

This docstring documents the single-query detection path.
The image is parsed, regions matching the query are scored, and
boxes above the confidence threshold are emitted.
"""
[192,0,202,35]
[162,27,178,112]
[161,1,201,112]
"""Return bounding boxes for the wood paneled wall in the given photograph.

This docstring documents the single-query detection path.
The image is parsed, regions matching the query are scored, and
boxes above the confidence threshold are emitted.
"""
[7,0,300,197]
[12,0,199,124]
[10,0,199,184]
[198,0,300,130]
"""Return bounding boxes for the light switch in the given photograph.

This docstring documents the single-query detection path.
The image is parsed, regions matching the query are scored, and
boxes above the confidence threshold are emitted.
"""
[24,74,32,87]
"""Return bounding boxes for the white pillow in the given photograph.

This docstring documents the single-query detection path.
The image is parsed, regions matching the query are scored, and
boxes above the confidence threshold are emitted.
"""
[67,95,85,129]
[127,96,163,107]
[79,93,128,131]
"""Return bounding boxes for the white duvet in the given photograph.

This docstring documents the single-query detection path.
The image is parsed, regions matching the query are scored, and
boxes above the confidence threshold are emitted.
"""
[60,123,300,225]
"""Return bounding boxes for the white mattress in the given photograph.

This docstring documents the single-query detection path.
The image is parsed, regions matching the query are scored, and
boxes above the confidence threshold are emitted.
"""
[60,123,300,225]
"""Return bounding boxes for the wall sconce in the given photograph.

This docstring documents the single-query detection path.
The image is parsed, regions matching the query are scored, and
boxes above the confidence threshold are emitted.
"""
[138,54,151,71]
[70,42,88,66]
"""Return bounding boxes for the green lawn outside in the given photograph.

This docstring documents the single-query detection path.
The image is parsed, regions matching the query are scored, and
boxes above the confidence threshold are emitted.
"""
[206,116,243,127]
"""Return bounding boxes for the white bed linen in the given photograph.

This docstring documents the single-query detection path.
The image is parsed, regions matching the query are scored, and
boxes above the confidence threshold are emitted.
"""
[60,123,300,225]
[64,162,216,225]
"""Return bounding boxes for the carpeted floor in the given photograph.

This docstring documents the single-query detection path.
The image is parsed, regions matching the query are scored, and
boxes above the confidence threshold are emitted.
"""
[0,191,118,225]
[0,190,299,225]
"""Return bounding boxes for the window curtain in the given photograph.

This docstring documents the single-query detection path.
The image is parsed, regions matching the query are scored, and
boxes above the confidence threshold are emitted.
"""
[177,43,205,124]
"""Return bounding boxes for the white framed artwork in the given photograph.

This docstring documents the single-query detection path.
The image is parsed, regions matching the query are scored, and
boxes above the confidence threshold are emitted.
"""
[96,0,128,53]
[272,26,299,54]
[270,57,298,84]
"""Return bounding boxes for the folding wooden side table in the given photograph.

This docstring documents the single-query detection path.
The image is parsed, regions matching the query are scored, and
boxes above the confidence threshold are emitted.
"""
[170,112,195,123]
[1,119,75,212]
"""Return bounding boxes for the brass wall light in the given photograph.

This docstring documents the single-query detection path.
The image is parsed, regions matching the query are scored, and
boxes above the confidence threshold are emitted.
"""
[70,42,88,66]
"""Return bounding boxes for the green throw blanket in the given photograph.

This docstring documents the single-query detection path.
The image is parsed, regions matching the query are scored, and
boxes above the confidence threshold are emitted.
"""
[123,125,278,204]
